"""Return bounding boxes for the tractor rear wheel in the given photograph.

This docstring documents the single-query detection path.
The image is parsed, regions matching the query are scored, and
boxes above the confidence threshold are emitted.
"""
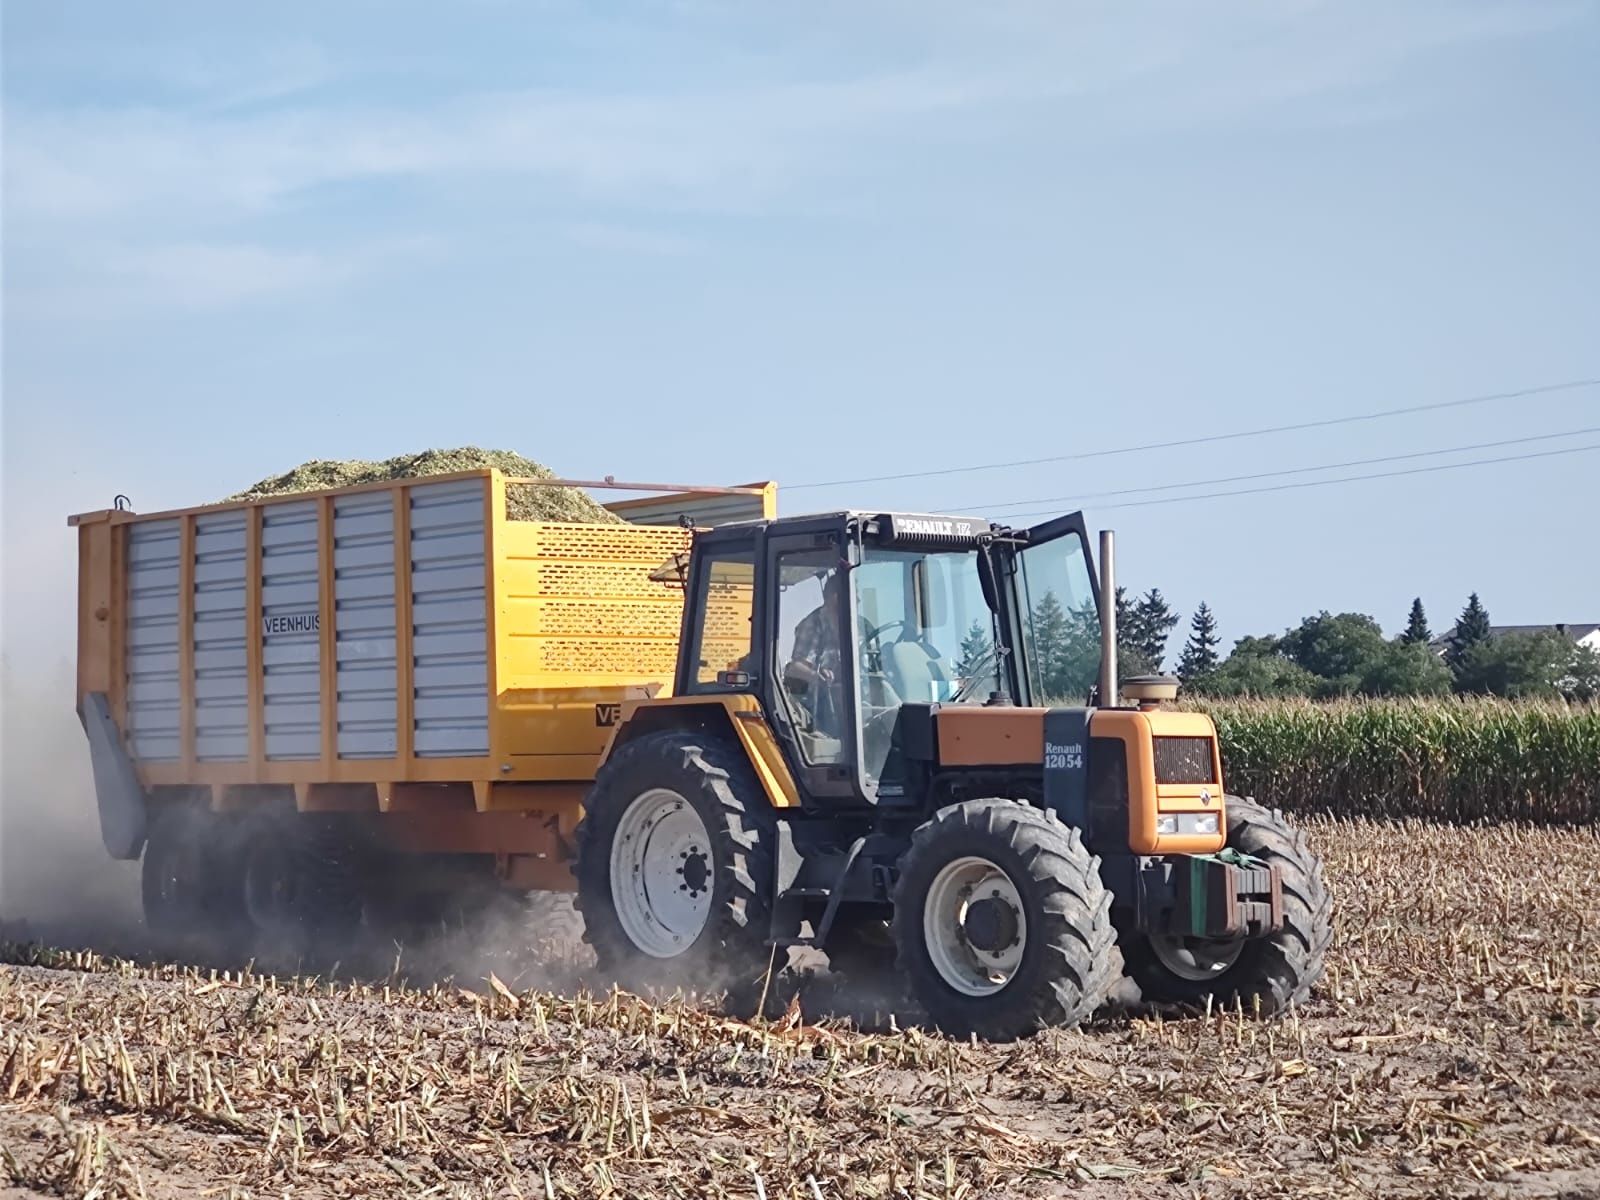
[892,799,1120,1040]
[574,732,775,1002]
[1119,797,1332,1015]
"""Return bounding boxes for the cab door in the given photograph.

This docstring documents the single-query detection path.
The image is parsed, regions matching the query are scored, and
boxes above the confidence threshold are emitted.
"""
[1012,512,1102,706]
[762,526,861,802]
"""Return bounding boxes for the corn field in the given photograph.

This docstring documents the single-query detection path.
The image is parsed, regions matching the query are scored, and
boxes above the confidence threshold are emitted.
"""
[1193,697,1600,825]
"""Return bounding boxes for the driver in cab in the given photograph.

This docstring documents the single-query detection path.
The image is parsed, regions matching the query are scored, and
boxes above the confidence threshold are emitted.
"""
[784,570,846,735]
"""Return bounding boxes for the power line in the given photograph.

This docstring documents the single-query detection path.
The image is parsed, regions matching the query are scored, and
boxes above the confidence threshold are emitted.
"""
[987,441,1600,522]
[784,377,1600,491]
[962,426,1600,515]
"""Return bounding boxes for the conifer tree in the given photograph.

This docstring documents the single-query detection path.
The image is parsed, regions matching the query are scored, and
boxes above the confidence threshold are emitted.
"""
[1029,592,1072,699]
[1131,588,1180,669]
[1177,603,1222,681]
[1446,593,1492,676]
[956,620,992,681]
[1401,598,1431,645]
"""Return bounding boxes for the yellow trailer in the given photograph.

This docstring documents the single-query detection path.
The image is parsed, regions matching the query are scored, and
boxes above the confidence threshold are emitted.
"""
[70,470,774,906]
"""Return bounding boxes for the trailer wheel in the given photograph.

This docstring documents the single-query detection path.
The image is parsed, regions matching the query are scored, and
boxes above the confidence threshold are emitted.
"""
[236,811,364,955]
[142,803,249,960]
[1119,797,1332,1015]
[892,799,1120,1040]
[526,891,591,964]
[141,803,212,939]
[575,732,774,998]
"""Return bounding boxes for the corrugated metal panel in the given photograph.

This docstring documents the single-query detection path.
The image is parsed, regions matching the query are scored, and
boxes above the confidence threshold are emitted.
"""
[192,512,248,762]
[125,519,181,762]
[409,478,489,758]
[606,490,771,528]
[334,491,397,759]
[261,500,321,761]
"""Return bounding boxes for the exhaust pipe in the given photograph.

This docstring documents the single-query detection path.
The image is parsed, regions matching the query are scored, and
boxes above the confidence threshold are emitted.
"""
[1099,529,1117,707]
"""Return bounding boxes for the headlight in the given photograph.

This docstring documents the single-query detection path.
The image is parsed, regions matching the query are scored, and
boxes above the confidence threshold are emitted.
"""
[1156,813,1220,836]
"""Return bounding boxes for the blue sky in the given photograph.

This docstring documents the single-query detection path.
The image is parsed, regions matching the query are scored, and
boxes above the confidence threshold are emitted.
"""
[3,0,1598,678]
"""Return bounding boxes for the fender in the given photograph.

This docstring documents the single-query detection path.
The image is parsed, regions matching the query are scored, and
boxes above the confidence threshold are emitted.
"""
[78,692,148,860]
[602,694,801,809]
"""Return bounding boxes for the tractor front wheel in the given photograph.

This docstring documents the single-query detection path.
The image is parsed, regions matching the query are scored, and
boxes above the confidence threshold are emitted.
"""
[892,799,1120,1041]
[1119,797,1332,1015]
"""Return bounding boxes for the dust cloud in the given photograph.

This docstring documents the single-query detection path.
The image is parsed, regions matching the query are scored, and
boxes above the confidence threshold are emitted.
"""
[0,661,901,1027]
[0,655,143,949]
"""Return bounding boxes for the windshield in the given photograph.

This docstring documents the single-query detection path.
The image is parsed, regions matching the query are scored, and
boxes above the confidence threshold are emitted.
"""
[852,546,996,786]
[1014,529,1099,703]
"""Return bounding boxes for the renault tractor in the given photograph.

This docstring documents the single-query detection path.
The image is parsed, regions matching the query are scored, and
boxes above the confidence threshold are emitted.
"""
[574,509,1332,1039]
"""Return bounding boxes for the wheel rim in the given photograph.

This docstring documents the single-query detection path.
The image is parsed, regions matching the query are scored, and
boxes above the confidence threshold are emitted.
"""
[609,788,714,959]
[1148,934,1245,981]
[922,855,1027,997]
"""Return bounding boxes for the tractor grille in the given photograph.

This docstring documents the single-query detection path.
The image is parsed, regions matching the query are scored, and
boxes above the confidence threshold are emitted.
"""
[1153,736,1216,784]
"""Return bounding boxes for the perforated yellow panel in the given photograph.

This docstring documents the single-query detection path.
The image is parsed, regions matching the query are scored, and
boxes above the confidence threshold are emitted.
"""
[536,638,684,676]
[519,522,689,561]
[530,562,680,600]
[535,599,683,639]
[496,521,694,689]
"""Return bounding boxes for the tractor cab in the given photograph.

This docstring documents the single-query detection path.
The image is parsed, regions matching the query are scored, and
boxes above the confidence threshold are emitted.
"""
[667,510,1102,808]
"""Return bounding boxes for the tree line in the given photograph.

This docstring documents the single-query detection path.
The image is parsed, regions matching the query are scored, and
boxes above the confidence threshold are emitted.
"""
[1160,591,1596,700]
[954,591,1598,702]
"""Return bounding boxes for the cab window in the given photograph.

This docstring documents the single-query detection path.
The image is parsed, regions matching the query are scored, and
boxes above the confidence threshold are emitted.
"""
[687,550,756,691]
[853,547,995,788]
[1015,530,1098,702]
[774,551,849,766]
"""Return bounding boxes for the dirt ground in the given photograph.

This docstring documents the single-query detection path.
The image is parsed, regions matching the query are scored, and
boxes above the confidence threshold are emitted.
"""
[3,817,1598,1199]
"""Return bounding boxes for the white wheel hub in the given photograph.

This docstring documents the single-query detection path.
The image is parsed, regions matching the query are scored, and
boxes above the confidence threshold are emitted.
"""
[1149,934,1245,981]
[610,788,714,959]
[922,855,1027,997]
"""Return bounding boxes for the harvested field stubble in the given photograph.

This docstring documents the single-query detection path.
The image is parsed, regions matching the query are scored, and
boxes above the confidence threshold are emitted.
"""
[1198,697,1600,824]
[4,817,1599,1199]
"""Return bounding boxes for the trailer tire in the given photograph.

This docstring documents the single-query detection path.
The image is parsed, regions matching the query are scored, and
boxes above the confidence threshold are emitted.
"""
[526,891,591,964]
[893,799,1120,1041]
[141,803,212,940]
[236,811,365,955]
[575,732,774,1000]
[1119,797,1332,1015]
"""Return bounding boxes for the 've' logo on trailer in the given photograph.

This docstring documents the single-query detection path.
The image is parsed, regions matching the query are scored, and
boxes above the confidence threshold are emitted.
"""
[594,703,623,727]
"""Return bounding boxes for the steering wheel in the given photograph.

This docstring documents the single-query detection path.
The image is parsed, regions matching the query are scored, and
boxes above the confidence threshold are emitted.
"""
[862,618,906,647]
